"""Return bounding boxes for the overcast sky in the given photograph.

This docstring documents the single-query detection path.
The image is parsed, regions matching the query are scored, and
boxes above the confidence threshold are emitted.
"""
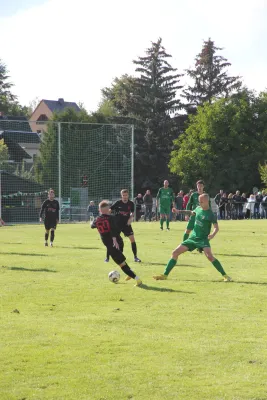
[1,0,267,112]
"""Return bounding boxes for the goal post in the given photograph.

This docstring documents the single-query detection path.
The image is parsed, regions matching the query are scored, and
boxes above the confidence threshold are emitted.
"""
[0,119,134,224]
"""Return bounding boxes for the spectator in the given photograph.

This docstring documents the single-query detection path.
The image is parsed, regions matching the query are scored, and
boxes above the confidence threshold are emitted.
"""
[240,193,247,219]
[214,189,223,204]
[175,191,184,221]
[183,193,189,210]
[143,190,153,222]
[233,190,243,219]
[87,201,98,220]
[245,194,255,219]
[261,191,267,218]
[226,193,234,219]
[134,193,144,221]
[219,193,228,220]
[254,191,263,219]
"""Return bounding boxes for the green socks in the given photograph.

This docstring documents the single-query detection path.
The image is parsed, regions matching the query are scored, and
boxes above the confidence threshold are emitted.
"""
[183,233,189,241]
[164,258,177,276]
[160,218,165,228]
[212,259,226,276]
[166,219,169,228]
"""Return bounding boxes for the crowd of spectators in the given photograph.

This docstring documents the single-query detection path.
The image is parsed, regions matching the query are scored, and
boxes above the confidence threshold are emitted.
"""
[214,189,267,219]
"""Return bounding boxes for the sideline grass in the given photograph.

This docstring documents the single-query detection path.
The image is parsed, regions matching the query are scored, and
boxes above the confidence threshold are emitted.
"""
[1,220,267,400]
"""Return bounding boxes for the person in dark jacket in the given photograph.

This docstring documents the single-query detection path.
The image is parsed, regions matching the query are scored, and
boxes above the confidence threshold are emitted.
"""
[143,190,153,222]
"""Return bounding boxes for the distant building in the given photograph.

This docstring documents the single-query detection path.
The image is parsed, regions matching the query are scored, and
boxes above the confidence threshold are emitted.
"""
[0,115,40,164]
[29,98,81,134]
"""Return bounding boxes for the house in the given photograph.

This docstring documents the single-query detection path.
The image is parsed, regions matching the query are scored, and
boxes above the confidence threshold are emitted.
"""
[0,115,41,165]
[29,98,81,134]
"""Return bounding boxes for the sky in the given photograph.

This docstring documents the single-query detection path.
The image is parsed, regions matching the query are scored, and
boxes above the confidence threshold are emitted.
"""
[1,0,267,112]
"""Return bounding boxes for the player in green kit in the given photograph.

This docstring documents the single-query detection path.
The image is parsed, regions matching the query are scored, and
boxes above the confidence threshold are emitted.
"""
[184,180,209,253]
[153,193,232,282]
[156,180,175,230]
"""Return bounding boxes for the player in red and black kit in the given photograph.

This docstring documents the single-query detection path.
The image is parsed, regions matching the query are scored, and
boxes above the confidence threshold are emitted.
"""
[39,188,59,247]
[105,189,141,263]
[91,200,142,286]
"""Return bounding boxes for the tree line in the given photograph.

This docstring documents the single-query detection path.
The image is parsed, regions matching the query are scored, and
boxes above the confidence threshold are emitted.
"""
[1,38,267,195]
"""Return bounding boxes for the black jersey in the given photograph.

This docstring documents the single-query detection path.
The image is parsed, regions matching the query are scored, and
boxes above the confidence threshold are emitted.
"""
[110,200,134,226]
[40,199,59,220]
[91,214,118,239]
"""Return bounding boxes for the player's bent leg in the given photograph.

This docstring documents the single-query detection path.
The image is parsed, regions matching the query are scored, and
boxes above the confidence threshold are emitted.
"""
[203,247,232,281]
[119,261,142,286]
[153,245,188,280]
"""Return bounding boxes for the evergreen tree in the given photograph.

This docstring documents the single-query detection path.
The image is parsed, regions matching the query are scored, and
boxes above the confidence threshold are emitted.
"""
[182,39,242,107]
[0,59,28,116]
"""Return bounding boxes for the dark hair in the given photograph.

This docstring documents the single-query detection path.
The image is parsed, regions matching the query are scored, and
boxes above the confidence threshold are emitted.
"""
[196,180,204,185]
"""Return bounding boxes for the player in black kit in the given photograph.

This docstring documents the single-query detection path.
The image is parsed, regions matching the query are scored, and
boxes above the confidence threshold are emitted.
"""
[39,188,59,247]
[91,200,142,286]
[104,189,141,263]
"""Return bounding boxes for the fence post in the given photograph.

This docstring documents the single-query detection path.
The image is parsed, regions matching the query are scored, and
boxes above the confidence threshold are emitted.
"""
[58,122,62,223]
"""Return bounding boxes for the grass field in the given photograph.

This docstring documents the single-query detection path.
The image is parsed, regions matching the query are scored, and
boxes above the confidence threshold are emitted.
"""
[1,220,267,400]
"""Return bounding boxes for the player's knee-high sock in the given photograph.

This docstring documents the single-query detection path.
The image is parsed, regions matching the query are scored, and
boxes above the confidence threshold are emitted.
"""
[211,259,226,276]
[164,258,177,276]
[131,242,137,257]
[166,219,170,228]
[121,264,136,279]
[45,232,49,242]
[106,249,109,260]
[117,236,124,253]
[50,230,55,242]
[160,218,165,228]
[183,232,189,241]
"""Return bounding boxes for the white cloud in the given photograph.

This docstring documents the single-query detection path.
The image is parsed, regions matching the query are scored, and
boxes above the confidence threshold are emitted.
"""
[1,0,267,111]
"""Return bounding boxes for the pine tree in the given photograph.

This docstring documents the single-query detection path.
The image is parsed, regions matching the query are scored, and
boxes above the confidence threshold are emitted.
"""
[182,38,242,107]
[132,38,184,187]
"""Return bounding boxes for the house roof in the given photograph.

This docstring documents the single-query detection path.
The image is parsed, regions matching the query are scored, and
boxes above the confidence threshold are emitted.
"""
[0,115,32,132]
[43,99,81,113]
[0,135,31,161]
[0,130,40,144]
[0,171,45,195]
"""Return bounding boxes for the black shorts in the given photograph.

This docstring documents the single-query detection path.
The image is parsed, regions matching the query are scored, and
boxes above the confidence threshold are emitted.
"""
[120,224,134,237]
[103,238,126,265]
[44,220,57,230]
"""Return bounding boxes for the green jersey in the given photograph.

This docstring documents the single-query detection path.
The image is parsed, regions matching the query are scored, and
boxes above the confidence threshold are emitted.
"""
[191,206,217,240]
[156,187,174,208]
[186,191,211,211]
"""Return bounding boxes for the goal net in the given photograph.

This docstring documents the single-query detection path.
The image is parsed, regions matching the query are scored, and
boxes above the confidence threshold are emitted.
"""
[0,118,134,224]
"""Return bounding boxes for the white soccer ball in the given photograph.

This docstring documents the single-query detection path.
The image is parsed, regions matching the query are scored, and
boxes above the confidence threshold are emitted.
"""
[108,270,120,283]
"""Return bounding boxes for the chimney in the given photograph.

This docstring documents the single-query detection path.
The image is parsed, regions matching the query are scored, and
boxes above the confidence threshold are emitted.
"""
[58,98,64,105]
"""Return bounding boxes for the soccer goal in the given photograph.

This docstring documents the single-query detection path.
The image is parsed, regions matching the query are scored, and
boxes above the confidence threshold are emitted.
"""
[0,119,134,224]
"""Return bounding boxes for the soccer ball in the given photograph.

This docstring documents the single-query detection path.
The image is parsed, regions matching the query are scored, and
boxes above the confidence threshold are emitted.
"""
[108,270,120,283]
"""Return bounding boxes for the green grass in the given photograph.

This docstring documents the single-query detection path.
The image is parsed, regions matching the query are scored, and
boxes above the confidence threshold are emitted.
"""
[1,220,267,400]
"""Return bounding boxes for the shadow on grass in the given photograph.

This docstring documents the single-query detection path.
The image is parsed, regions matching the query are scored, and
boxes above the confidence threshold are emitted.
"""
[57,246,100,250]
[193,253,267,258]
[139,284,195,294]
[0,252,48,257]
[2,266,56,273]
[183,279,267,286]
[144,262,203,268]
[2,242,23,245]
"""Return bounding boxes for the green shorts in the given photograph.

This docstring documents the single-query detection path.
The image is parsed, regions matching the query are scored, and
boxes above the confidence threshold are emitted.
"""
[181,237,210,252]
[159,206,171,215]
[186,214,195,231]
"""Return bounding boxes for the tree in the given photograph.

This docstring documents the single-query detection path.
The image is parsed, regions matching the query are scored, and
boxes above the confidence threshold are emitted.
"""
[0,59,28,116]
[0,138,8,166]
[258,163,267,187]
[169,90,267,194]
[182,39,242,107]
